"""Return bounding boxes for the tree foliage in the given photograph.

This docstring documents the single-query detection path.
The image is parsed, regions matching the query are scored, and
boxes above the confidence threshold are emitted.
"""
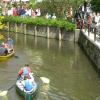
[29,0,36,9]
[0,16,4,29]
[3,16,75,31]
[91,0,100,12]
[34,0,84,18]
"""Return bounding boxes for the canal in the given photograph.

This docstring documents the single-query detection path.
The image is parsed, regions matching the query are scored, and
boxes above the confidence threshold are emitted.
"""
[0,32,100,100]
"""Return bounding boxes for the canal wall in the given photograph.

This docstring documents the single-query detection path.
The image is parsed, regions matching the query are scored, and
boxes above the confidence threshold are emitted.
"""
[78,30,100,70]
[3,22,74,41]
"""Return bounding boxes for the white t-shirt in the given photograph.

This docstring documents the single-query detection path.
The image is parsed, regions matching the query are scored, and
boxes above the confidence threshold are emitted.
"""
[52,15,56,19]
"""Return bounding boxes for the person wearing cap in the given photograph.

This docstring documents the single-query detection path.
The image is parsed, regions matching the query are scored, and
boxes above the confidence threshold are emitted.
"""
[18,64,31,79]
[22,64,31,75]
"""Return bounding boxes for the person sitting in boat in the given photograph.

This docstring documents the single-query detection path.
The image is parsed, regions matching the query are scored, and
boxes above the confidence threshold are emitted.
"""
[1,40,12,55]
[22,76,33,92]
[18,67,23,77]
[23,66,29,76]
[24,64,31,74]
[18,64,31,79]
[6,38,14,53]
[0,45,8,56]
[0,42,8,55]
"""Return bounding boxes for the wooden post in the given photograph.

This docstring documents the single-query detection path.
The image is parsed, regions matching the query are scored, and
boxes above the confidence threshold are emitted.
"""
[24,24,26,35]
[59,28,62,40]
[47,26,50,38]
[21,23,23,33]
[35,26,37,36]
[7,22,10,37]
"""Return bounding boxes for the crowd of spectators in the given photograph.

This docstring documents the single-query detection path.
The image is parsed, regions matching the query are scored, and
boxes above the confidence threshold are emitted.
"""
[74,1,100,36]
[0,2,41,18]
[45,13,56,19]
[0,1,57,20]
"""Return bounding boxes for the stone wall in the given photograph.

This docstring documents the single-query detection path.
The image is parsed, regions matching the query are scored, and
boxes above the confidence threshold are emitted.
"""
[78,31,100,70]
[3,22,75,41]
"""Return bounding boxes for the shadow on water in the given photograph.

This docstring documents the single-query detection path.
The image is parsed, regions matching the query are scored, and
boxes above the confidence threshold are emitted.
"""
[77,42,100,78]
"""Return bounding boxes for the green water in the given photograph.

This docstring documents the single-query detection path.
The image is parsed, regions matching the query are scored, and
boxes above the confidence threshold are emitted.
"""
[0,33,100,100]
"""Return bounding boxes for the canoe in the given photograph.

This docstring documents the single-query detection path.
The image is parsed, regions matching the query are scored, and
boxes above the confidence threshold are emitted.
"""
[16,73,39,100]
[0,49,14,60]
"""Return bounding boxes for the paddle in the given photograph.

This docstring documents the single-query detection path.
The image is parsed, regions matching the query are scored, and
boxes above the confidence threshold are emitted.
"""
[28,63,50,84]
[14,55,19,58]
[0,84,15,96]
[31,73,50,84]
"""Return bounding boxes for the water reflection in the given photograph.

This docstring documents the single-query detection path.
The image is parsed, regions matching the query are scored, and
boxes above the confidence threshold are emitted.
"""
[0,96,9,100]
[47,39,50,50]
[58,40,62,52]
[0,32,100,100]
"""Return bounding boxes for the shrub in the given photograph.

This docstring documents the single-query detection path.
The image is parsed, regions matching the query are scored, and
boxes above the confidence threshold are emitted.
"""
[3,16,75,31]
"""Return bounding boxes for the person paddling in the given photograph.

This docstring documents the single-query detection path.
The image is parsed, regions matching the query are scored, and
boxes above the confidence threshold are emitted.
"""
[18,64,31,79]
[22,76,33,92]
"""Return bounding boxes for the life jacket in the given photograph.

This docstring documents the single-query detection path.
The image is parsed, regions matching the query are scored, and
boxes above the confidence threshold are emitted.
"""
[23,67,29,75]
[24,80,33,91]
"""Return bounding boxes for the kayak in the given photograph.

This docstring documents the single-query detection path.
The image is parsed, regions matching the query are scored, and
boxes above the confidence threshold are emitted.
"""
[16,73,39,100]
[0,49,14,60]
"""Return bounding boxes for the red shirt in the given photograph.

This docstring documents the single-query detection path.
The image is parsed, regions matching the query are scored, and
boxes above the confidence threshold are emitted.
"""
[27,67,31,73]
[18,67,31,76]
[88,15,92,25]
[18,68,23,76]
[13,8,17,16]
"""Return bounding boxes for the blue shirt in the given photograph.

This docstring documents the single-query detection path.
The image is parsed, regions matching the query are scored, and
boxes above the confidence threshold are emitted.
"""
[23,67,29,75]
[7,38,13,48]
[24,80,33,91]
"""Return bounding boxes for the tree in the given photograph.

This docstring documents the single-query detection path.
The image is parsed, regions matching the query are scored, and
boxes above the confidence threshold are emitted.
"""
[29,0,37,9]
[0,16,4,40]
[0,16,4,29]
[34,0,84,18]
[91,0,100,12]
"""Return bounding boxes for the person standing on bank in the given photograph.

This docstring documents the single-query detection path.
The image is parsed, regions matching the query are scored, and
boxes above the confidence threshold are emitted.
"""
[87,13,92,35]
